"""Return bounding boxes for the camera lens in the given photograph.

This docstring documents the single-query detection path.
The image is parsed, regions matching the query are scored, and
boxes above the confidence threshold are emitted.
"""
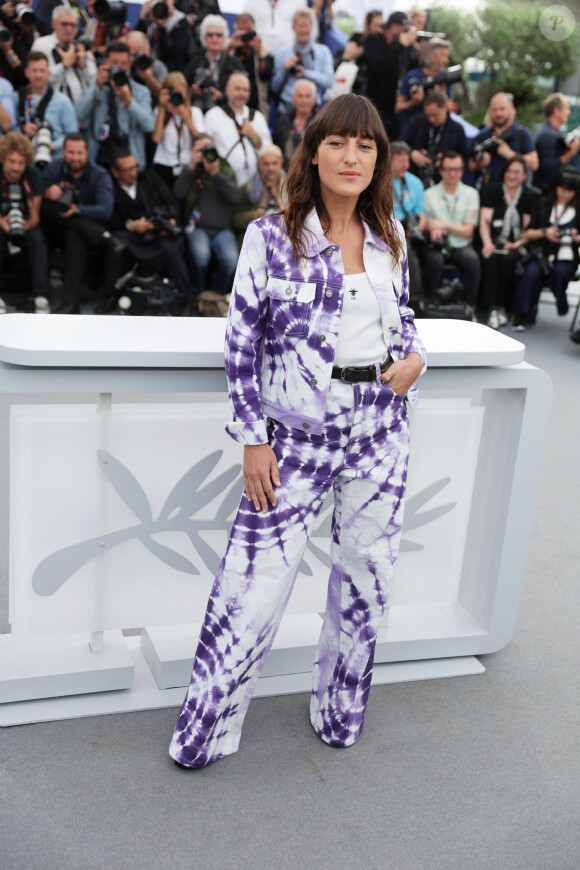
[169,91,184,107]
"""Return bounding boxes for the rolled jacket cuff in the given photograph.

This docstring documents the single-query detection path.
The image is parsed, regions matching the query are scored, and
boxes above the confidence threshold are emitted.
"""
[225,418,268,446]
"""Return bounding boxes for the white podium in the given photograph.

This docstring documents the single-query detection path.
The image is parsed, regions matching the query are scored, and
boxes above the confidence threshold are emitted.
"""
[0,315,552,725]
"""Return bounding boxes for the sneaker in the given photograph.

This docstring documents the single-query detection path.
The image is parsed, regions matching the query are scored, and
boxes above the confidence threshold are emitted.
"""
[497,309,509,327]
[487,309,500,330]
[34,296,51,314]
[0,296,6,314]
[511,317,526,332]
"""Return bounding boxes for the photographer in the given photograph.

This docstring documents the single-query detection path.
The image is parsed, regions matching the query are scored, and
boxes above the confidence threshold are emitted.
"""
[395,37,454,138]
[32,6,97,105]
[226,12,272,120]
[16,50,78,162]
[83,0,130,60]
[233,143,286,241]
[0,77,16,135]
[183,15,243,113]
[405,90,466,187]
[360,11,408,138]
[173,133,239,303]
[151,71,204,187]
[469,92,538,191]
[0,131,49,307]
[126,30,168,104]
[270,7,333,112]
[479,156,534,329]
[391,140,425,310]
[42,132,116,313]
[135,0,192,73]
[0,1,40,89]
[273,78,316,169]
[423,151,480,318]
[534,93,580,194]
[511,168,580,330]
[100,147,194,312]
[204,71,271,187]
[75,40,154,169]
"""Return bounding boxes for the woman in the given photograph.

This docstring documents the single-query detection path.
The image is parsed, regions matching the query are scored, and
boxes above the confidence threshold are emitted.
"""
[512,167,580,330]
[151,72,204,188]
[479,156,536,329]
[169,94,426,769]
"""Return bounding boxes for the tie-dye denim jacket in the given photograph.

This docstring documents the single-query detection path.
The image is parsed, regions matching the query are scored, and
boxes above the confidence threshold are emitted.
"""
[224,209,427,445]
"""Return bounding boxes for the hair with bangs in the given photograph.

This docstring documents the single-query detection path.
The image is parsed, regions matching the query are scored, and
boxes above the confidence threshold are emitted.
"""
[283,94,403,267]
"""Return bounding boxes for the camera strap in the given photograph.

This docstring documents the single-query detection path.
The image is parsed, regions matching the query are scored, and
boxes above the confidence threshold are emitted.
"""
[1,173,33,218]
[18,86,54,126]
[222,104,257,166]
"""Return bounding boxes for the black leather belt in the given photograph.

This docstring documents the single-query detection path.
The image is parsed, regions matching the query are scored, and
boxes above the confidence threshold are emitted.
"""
[331,358,393,384]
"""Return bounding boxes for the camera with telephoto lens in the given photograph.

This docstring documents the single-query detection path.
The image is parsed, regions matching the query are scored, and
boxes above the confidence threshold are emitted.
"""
[93,0,127,26]
[556,227,575,262]
[15,3,35,26]
[1,183,27,247]
[57,182,76,212]
[109,65,129,88]
[414,30,446,41]
[193,68,215,112]
[32,121,54,169]
[201,144,219,163]
[402,214,426,245]
[169,91,184,107]
[133,51,153,73]
[514,245,551,280]
[473,127,514,158]
[408,64,462,96]
[144,207,182,242]
[152,1,168,19]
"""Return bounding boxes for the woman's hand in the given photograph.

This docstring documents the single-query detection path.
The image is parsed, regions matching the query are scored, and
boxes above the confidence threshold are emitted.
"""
[243,444,281,512]
[381,352,423,396]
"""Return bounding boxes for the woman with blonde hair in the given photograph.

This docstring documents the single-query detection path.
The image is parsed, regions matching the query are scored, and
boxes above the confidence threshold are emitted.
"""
[170,94,425,769]
[151,72,205,187]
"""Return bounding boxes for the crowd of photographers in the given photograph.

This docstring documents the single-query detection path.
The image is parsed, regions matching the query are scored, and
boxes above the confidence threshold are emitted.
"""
[0,2,579,335]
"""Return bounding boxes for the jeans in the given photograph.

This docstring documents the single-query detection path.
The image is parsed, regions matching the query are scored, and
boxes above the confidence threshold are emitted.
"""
[170,377,410,767]
[513,259,575,317]
[186,227,239,295]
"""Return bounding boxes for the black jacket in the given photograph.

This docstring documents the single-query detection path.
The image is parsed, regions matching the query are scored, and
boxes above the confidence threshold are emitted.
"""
[111,169,180,230]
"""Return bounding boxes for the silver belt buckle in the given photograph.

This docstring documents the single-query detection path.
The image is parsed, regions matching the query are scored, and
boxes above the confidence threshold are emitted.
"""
[340,366,353,384]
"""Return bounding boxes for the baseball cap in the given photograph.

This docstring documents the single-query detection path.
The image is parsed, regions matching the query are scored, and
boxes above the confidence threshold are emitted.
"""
[383,12,409,28]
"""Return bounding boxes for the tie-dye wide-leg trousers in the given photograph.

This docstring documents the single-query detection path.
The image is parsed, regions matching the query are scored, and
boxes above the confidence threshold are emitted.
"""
[169,378,410,767]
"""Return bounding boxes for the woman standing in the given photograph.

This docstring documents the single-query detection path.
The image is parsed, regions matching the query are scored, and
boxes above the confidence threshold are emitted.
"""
[512,167,580,330]
[169,94,426,769]
[151,72,204,188]
[479,156,535,329]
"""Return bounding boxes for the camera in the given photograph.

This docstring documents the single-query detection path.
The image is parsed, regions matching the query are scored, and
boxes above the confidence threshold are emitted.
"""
[240,30,256,42]
[193,68,215,112]
[408,64,462,96]
[32,121,53,169]
[557,228,575,262]
[57,182,76,212]
[93,0,127,27]
[15,3,35,26]
[1,183,27,250]
[402,215,426,245]
[514,245,551,280]
[133,51,153,72]
[0,26,12,43]
[152,1,169,19]
[473,127,514,158]
[109,65,129,88]
[52,43,75,65]
[289,53,303,73]
[169,91,184,107]
[142,207,182,243]
[201,144,219,162]
[415,30,446,41]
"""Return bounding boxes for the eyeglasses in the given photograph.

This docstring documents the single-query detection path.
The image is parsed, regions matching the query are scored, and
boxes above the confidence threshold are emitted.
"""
[441,166,462,173]
[119,164,138,172]
[206,32,224,38]
[59,22,77,27]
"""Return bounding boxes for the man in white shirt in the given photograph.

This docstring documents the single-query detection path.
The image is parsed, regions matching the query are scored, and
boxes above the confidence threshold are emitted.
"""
[32,5,97,105]
[204,71,271,187]
[245,0,305,57]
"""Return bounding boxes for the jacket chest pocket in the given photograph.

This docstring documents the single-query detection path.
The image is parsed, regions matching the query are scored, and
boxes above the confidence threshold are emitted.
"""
[266,277,316,336]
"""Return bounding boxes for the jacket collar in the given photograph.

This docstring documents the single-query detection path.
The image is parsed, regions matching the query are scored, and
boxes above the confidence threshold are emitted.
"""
[302,207,389,257]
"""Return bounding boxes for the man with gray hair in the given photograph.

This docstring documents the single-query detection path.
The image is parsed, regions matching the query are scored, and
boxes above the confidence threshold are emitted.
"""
[271,7,333,111]
[31,6,97,104]
[234,143,287,239]
[396,37,451,138]
[534,92,580,193]
[273,78,316,168]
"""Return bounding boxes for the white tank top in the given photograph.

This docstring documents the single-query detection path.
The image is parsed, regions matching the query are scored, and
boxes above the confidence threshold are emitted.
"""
[334,271,390,367]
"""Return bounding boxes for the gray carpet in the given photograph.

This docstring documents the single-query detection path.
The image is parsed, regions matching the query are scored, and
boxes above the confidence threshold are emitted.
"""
[1,300,578,870]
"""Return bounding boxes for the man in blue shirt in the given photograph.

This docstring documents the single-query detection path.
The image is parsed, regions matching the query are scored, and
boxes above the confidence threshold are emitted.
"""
[75,40,154,170]
[468,92,538,190]
[391,140,425,310]
[534,93,580,193]
[271,7,333,111]
[42,132,117,313]
[16,50,78,162]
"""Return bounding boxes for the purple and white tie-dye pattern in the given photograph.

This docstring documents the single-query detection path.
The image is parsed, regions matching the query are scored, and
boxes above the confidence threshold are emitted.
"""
[169,380,410,767]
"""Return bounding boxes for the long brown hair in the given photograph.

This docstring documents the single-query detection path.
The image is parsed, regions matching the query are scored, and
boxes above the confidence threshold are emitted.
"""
[283,94,403,266]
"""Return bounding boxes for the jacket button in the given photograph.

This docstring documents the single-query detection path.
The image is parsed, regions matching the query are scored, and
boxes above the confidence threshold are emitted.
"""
[324,248,333,257]
[310,377,317,385]
[325,289,333,298]
[285,286,292,295]
[302,422,310,429]
[318,334,326,343]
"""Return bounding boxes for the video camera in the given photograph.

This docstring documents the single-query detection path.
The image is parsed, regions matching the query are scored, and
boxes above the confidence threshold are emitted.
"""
[408,65,462,96]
